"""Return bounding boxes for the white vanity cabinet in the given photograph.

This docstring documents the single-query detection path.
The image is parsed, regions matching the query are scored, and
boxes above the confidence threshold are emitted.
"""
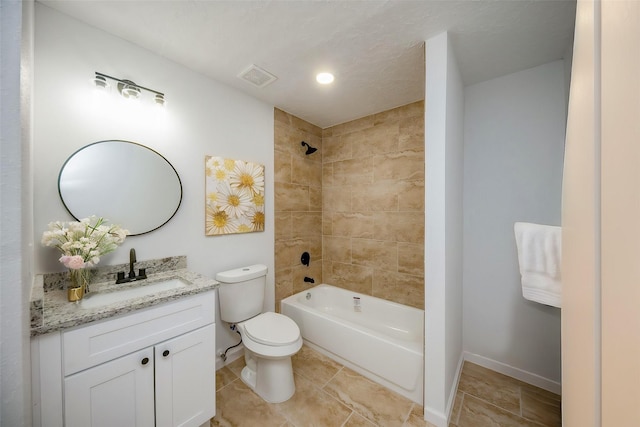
[32,291,216,427]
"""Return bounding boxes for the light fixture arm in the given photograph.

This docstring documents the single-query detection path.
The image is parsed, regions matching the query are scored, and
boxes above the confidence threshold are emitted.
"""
[95,72,165,97]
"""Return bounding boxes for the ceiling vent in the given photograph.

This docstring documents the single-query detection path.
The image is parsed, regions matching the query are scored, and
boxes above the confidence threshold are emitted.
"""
[237,64,278,88]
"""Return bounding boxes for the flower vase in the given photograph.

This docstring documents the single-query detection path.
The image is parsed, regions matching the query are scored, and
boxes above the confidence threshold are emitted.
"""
[68,268,90,302]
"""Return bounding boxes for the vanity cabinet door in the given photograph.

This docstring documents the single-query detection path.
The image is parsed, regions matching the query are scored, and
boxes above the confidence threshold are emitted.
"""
[64,347,155,427]
[155,324,216,427]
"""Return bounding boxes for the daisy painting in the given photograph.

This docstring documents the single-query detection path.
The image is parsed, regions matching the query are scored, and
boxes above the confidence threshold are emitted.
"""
[205,156,265,235]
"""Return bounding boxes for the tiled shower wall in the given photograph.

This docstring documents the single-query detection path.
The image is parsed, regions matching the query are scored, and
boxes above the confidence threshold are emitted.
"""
[322,101,424,309]
[274,101,425,311]
[274,109,323,311]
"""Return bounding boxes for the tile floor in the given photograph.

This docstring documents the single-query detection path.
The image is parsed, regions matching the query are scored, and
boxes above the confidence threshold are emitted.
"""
[211,345,561,427]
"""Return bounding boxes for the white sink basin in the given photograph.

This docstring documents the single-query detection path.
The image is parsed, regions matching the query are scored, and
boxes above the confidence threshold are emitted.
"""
[80,278,188,309]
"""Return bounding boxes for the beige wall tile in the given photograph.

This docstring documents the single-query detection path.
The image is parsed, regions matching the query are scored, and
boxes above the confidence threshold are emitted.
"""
[275,267,293,306]
[351,182,400,212]
[274,211,292,240]
[333,115,375,136]
[292,262,322,294]
[352,122,400,157]
[351,239,398,271]
[399,115,425,151]
[398,242,424,276]
[274,150,292,183]
[324,262,373,295]
[278,102,424,309]
[324,135,352,163]
[275,239,295,271]
[323,236,352,262]
[333,157,374,185]
[322,163,334,186]
[372,270,424,309]
[275,182,309,211]
[309,186,322,211]
[374,212,424,243]
[332,212,375,238]
[323,185,352,213]
[323,212,333,235]
[373,150,425,182]
[291,212,322,238]
[291,155,313,186]
[398,181,425,211]
[274,107,292,125]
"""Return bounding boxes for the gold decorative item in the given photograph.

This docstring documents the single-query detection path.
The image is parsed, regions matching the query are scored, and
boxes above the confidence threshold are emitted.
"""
[204,156,265,235]
[67,268,89,302]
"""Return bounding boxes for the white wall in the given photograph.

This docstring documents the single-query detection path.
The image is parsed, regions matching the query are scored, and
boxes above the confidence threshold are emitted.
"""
[424,32,464,427]
[1,1,34,425]
[463,60,566,388]
[33,4,275,355]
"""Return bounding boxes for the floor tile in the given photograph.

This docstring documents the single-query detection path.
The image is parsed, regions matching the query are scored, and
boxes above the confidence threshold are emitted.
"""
[449,391,464,426]
[212,346,560,427]
[457,362,522,414]
[323,367,413,427]
[457,395,542,427]
[274,373,352,426]
[225,356,246,379]
[211,379,288,427]
[521,384,561,427]
[403,404,439,427]
[343,412,376,426]
[291,345,343,386]
[216,366,238,391]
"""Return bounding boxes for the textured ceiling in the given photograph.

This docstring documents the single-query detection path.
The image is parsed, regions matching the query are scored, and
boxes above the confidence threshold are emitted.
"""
[39,0,576,128]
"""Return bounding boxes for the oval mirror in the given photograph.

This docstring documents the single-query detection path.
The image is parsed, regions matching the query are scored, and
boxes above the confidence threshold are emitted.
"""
[58,140,182,236]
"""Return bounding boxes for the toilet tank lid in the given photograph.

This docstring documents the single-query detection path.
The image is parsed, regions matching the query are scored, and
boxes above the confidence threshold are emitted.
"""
[215,264,268,283]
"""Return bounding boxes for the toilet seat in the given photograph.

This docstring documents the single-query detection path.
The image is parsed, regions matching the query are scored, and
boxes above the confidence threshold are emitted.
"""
[244,312,300,346]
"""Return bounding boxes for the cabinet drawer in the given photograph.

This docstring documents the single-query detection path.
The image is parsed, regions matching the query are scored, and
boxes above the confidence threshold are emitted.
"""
[63,291,215,375]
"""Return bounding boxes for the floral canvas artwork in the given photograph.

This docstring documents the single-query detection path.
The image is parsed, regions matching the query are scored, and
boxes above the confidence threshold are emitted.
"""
[205,156,265,235]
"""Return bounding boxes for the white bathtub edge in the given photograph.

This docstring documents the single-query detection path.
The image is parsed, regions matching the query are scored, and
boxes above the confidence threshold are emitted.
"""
[463,351,562,395]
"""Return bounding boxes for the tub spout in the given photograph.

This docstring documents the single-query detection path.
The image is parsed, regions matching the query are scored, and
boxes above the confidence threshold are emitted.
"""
[304,277,315,284]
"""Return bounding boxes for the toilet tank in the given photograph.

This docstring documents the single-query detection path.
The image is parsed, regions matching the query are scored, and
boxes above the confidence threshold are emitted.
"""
[215,264,268,323]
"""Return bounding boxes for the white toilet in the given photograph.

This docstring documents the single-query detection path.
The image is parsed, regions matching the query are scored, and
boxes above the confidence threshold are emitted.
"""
[216,264,302,403]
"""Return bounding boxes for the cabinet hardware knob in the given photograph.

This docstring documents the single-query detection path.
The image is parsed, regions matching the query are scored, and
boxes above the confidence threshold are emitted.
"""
[141,357,149,365]
[163,350,170,357]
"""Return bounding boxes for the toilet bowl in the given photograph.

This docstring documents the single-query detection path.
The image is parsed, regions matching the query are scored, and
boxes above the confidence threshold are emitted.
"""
[216,264,302,403]
[236,312,302,403]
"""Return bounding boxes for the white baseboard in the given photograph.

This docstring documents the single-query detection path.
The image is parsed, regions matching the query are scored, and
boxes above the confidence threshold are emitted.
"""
[423,407,447,427]
[463,351,561,395]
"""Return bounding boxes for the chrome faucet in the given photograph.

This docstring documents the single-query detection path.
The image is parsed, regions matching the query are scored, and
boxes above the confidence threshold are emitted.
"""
[128,248,137,279]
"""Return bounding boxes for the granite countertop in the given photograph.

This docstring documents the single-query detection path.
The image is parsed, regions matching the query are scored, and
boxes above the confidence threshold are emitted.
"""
[30,256,218,337]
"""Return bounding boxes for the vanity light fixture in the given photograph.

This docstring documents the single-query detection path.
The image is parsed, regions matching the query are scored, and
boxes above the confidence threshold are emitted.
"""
[93,72,165,105]
[316,72,334,85]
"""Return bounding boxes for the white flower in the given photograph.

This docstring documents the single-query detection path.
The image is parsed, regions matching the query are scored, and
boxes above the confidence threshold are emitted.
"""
[42,216,129,269]
[229,161,264,195]
[216,182,253,219]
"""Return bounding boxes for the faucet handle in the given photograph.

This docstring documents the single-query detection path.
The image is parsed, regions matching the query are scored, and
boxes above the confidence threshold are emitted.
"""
[138,268,147,279]
[116,271,126,284]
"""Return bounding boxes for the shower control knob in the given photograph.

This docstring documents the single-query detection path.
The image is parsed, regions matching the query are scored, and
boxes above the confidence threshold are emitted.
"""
[162,350,170,357]
[141,357,149,365]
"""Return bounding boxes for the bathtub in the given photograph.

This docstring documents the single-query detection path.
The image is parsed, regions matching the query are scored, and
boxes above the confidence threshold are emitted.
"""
[281,284,424,403]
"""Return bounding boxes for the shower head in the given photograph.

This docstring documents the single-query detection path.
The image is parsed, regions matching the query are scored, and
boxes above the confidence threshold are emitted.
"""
[301,141,317,155]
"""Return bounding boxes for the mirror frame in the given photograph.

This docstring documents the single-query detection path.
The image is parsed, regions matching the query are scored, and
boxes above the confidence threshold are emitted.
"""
[58,140,183,236]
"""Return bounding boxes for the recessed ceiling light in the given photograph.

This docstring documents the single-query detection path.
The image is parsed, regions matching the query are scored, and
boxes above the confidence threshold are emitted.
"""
[316,72,334,84]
